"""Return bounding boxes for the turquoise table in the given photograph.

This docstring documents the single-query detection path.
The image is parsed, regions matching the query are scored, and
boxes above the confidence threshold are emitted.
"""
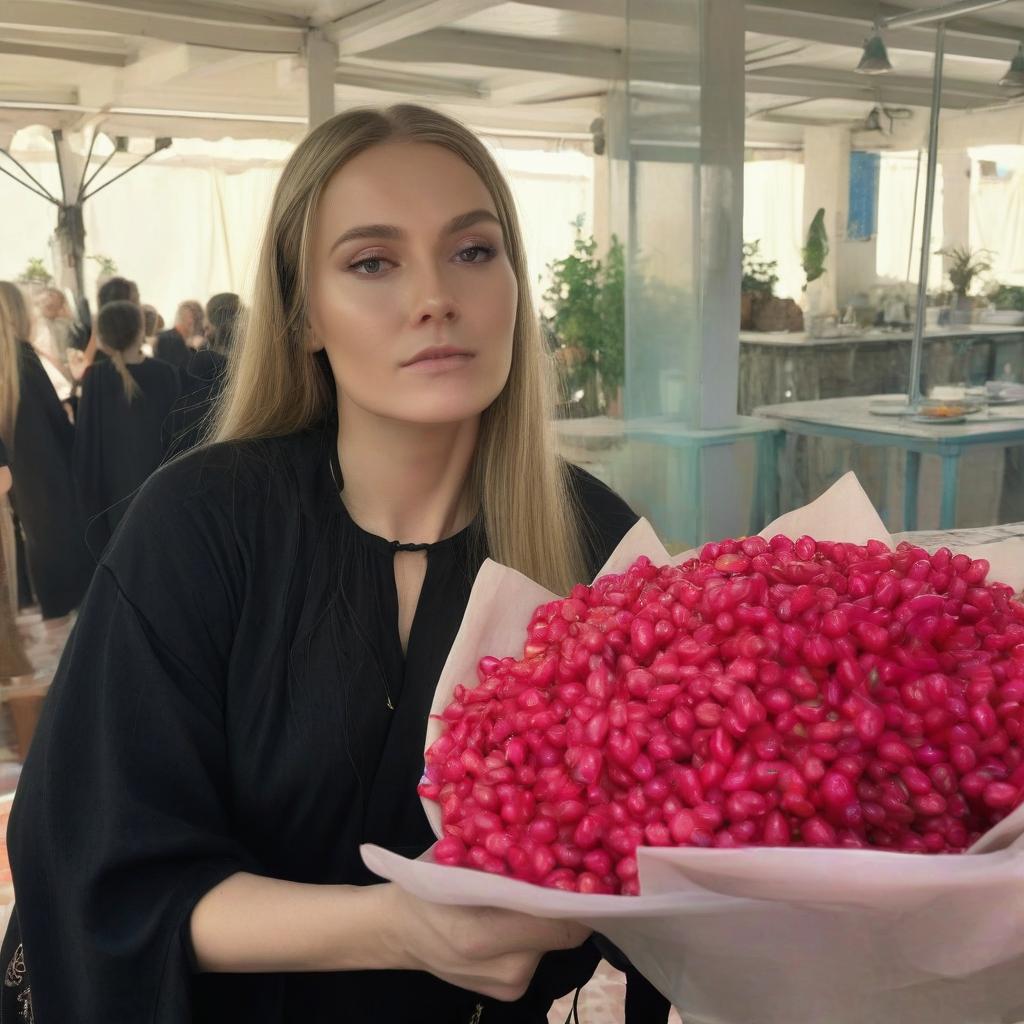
[755,394,1024,531]
[556,416,782,547]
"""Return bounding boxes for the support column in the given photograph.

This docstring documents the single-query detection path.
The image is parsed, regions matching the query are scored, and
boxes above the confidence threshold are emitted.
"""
[52,129,86,302]
[696,0,745,431]
[305,30,338,129]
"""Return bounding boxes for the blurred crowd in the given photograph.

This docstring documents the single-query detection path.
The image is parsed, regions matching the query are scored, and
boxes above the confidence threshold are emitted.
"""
[1,276,244,678]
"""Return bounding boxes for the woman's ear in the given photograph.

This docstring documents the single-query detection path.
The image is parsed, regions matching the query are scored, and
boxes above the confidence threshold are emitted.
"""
[304,308,325,353]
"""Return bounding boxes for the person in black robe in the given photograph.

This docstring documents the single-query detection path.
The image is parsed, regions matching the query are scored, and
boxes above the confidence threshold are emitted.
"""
[3,105,672,1024]
[73,300,180,555]
[0,435,32,679]
[165,294,241,458]
[155,300,204,371]
[0,282,93,620]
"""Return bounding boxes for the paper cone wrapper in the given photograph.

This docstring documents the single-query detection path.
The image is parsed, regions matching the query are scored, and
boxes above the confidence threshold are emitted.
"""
[362,472,1024,1023]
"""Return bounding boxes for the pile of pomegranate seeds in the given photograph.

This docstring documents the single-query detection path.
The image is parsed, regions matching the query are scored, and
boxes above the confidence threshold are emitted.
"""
[420,536,1024,895]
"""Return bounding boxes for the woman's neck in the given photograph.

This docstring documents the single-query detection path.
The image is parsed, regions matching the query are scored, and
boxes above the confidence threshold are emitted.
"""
[336,397,479,545]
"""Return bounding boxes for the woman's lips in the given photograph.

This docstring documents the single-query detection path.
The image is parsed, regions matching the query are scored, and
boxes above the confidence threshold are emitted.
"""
[401,352,476,373]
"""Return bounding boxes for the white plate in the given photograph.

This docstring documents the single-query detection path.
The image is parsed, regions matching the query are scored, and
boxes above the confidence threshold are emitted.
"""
[911,413,968,425]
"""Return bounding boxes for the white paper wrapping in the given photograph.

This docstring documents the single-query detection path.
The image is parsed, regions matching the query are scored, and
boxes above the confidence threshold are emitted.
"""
[362,472,1024,1024]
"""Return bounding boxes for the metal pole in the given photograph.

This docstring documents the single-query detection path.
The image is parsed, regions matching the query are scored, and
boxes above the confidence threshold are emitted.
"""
[906,149,922,283]
[908,21,945,409]
[881,0,1008,30]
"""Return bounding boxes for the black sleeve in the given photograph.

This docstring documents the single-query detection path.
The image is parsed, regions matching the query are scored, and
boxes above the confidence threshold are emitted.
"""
[20,346,74,458]
[564,461,641,579]
[5,462,255,1023]
[0,435,8,468]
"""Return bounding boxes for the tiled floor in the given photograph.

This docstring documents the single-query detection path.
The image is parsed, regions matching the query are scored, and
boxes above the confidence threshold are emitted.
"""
[2,608,681,1021]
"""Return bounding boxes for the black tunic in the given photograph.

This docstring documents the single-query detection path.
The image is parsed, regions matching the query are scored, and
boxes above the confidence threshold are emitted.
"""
[73,356,180,555]
[154,328,191,371]
[3,419,661,1023]
[8,342,93,619]
[166,348,228,458]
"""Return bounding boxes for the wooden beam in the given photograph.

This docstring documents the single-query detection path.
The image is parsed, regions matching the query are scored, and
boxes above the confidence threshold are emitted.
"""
[0,0,306,53]
[326,0,500,56]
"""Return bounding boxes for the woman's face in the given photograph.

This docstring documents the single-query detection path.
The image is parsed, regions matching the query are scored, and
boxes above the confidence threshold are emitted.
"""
[307,141,518,426]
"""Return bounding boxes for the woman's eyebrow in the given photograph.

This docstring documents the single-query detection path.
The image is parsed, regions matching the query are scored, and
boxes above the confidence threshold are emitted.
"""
[329,208,501,253]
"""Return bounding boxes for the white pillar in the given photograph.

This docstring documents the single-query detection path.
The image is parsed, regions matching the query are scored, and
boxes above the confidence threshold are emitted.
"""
[802,125,850,316]
[305,30,338,129]
[696,0,745,430]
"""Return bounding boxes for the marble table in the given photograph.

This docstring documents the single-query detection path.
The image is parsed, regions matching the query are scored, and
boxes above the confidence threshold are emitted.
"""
[755,394,1024,532]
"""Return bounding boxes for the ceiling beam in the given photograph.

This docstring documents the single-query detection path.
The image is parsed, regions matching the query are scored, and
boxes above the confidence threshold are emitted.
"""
[748,63,1012,101]
[746,2,1023,63]
[366,28,634,81]
[0,0,307,53]
[334,61,487,98]
[746,65,1012,109]
[325,0,500,56]
[0,40,128,66]
[0,87,80,105]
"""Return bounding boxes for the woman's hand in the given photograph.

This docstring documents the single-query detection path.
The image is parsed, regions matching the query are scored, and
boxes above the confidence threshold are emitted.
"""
[383,882,592,1002]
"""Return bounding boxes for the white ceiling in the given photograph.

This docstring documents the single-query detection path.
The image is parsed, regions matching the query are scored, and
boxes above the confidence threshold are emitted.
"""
[0,0,1021,151]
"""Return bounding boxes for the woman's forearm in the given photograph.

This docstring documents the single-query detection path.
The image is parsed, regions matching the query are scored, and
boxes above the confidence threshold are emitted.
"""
[189,872,405,974]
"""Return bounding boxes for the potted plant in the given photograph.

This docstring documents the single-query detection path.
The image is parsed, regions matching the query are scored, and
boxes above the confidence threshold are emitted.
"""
[17,257,53,295]
[982,282,1024,325]
[542,217,624,417]
[801,208,835,336]
[936,245,993,323]
[741,241,779,329]
[742,241,802,333]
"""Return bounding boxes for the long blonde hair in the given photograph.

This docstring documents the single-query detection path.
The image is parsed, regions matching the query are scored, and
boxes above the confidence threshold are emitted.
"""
[0,281,32,453]
[213,103,588,593]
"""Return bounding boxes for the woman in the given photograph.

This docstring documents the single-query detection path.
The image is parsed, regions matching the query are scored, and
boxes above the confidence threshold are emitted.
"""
[166,293,241,458]
[3,105,667,1023]
[73,300,180,553]
[0,436,31,680]
[0,281,93,621]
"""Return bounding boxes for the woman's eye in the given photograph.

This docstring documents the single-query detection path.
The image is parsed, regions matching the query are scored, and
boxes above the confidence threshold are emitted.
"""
[349,256,393,275]
[348,245,496,276]
[456,245,496,264]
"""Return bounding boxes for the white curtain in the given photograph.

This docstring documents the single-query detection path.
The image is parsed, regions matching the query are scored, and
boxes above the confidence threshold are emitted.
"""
[875,151,944,287]
[485,142,594,307]
[0,134,594,324]
[743,159,805,301]
[970,145,1024,287]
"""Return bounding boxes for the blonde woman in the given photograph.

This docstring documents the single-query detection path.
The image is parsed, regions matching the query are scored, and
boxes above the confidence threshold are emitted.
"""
[73,300,180,553]
[0,281,92,621]
[0,436,31,680]
[2,106,660,1024]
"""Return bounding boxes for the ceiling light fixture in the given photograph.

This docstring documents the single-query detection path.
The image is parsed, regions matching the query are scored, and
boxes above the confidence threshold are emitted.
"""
[856,27,894,74]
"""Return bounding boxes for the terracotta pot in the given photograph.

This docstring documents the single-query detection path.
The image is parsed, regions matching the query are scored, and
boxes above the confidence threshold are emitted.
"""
[741,292,755,330]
